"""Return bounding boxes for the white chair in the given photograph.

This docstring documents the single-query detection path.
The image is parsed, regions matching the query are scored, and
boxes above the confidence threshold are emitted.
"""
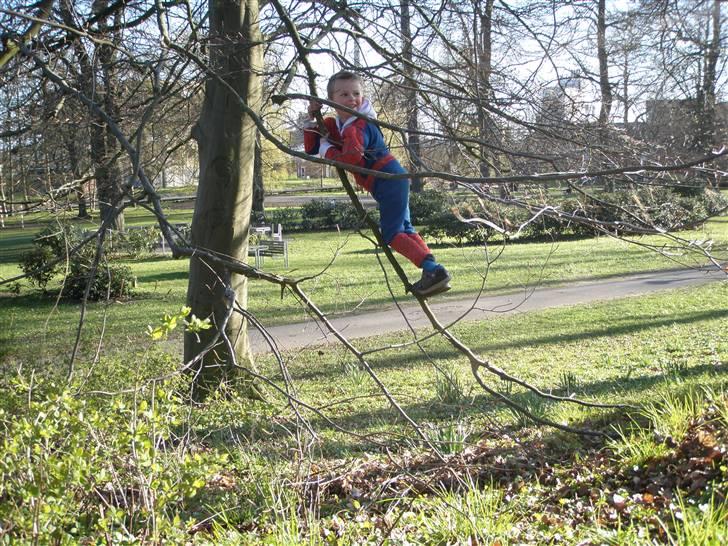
[272,223,283,241]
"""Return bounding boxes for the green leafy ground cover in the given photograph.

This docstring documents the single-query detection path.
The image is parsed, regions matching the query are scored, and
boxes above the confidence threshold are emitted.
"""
[0,282,726,543]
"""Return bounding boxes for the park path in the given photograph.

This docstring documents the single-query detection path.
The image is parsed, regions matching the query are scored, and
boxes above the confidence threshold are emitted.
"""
[248,267,726,354]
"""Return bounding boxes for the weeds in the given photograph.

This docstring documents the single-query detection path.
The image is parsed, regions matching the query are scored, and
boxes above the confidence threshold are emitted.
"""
[641,387,704,439]
[659,356,690,382]
[662,493,728,545]
[425,420,473,454]
[558,370,580,394]
[608,423,672,468]
[407,479,513,544]
[433,362,466,405]
[341,360,368,389]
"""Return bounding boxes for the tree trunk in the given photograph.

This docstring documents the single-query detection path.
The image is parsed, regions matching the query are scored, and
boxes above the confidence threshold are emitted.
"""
[97,7,124,231]
[400,0,423,193]
[696,0,721,154]
[472,0,501,193]
[60,0,123,229]
[66,136,89,218]
[596,0,613,191]
[252,131,265,220]
[622,55,629,127]
[0,158,7,225]
[185,0,262,398]
[597,0,612,127]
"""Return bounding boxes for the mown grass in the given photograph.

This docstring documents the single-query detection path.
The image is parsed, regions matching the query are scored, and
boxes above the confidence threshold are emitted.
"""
[1,216,726,363]
[245,281,728,450]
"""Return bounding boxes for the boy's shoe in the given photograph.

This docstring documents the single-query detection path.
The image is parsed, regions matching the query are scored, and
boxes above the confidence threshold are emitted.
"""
[410,266,452,297]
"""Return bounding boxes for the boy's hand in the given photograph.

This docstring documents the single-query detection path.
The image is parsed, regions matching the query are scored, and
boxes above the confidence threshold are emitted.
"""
[307,100,322,119]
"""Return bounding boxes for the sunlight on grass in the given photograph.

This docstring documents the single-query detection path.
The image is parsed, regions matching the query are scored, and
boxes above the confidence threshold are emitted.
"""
[1,274,726,543]
[641,387,706,440]
[608,424,672,469]
[3,219,726,364]
[406,480,513,544]
[662,492,728,545]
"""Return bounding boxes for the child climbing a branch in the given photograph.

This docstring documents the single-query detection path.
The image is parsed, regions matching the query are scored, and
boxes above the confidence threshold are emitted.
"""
[303,71,451,297]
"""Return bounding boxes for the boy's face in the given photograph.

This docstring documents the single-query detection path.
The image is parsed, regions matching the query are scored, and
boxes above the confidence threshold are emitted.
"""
[329,78,363,121]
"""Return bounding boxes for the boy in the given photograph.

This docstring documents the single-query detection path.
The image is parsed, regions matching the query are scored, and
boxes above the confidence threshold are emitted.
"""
[303,71,451,297]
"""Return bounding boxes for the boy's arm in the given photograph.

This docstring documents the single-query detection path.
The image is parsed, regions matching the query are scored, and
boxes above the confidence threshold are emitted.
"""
[303,117,337,156]
[320,121,366,166]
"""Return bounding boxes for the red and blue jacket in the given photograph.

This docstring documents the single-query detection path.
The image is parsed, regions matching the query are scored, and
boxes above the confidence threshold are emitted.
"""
[303,100,406,193]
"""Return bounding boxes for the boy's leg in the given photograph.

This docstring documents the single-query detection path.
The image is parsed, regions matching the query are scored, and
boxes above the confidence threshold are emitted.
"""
[373,178,410,244]
[372,179,428,266]
[373,179,451,296]
[406,232,430,254]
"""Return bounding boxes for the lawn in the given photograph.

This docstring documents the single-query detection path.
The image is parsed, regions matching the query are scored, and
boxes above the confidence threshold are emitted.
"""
[1,216,726,363]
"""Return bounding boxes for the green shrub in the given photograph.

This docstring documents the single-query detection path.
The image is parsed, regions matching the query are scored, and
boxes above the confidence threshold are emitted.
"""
[62,260,135,301]
[20,244,59,289]
[19,221,138,300]
[421,203,492,244]
[606,186,727,231]
[20,222,92,291]
[299,199,376,230]
[32,222,87,257]
[671,178,708,198]
[114,226,159,258]
[410,189,450,225]
[265,207,301,230]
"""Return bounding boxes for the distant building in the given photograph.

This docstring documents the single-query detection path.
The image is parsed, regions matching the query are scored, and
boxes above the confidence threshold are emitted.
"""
[536,73,592,125]
[642,99,728,153]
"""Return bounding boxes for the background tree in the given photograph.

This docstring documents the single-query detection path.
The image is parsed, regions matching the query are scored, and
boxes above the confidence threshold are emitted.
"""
[399,0,424,192]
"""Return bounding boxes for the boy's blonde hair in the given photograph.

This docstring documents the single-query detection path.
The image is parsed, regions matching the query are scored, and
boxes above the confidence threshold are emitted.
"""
[327,71,363,98]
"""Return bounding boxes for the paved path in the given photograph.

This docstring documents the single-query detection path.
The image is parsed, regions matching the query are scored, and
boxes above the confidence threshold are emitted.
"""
[265,193,376,208]
[249,267,726,354]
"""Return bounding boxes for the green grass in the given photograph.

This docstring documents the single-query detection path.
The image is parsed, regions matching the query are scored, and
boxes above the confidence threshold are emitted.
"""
[211,282,727,544]
[1,216,726,362]
[2,281,727,543]
[3,191,728,543]
[250,281,727,446]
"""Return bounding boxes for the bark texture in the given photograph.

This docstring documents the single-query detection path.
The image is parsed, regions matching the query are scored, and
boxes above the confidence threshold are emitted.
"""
[185,0,262,397]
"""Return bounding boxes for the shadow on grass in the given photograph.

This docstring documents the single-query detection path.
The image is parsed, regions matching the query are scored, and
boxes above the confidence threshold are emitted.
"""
[0,291,68,309]
[285,306,728,384]
[236,362,727,458]
[468,307,728,353]
[0,232,36,263]
[138,269,189,283]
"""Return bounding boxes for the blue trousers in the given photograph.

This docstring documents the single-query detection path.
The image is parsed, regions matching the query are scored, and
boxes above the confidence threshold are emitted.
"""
[372,176,415,244]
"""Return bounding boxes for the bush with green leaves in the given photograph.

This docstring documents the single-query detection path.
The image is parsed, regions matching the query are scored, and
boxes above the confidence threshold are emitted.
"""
[20,223,88,290]
[603,185,726,231]
[264,207,301,231]
[300,199,377,230]
[0,374,226,543]
[421,203,493,244]
[32,222,88,257]
[409,189,450,225]
[19,221,136,300]
[114,226,160,258]
[61,259,135,301]
[420,186,727,244]
[20,244,59,290]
